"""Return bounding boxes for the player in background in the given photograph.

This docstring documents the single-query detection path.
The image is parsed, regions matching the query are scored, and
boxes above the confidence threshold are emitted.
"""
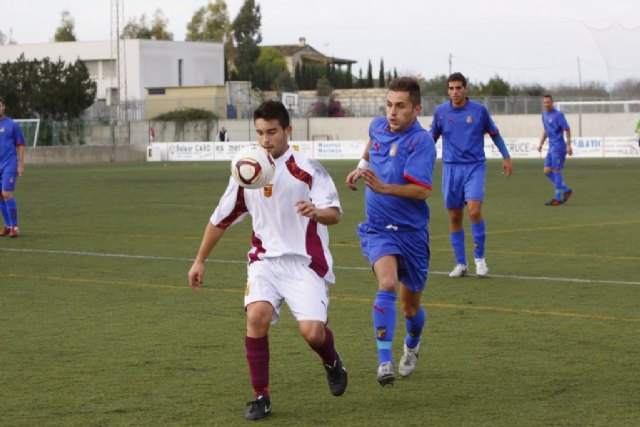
[188,100,347,421]
[0,96,25,238]
[538,94,573,206]
[431,72,512,278]
[346,77,436,386]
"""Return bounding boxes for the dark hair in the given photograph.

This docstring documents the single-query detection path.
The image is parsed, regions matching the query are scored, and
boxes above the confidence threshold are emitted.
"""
[253,100,290,128]
[0,95,4,105]
[543,94,553,100]
[447,72,467,88]
[388,77,421,106]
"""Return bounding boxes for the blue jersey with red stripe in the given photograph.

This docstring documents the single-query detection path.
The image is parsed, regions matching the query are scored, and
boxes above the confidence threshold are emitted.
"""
[0,116,25,170]
[365,116,436,230]
[431,99,500,163]
[542,108,570,152]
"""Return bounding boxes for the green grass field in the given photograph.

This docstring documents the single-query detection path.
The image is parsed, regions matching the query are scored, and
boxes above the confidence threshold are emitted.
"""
[1,158,639,426]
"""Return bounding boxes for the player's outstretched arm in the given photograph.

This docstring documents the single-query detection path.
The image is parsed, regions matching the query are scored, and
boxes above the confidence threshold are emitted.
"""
[188,222,226,291]
[346,140,371,191]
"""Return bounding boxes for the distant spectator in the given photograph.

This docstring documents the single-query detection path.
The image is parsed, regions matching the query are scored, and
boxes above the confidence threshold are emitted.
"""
[217,126,230,142]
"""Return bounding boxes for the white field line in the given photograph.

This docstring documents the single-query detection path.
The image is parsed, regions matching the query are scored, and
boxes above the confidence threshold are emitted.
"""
[2,247,640,287]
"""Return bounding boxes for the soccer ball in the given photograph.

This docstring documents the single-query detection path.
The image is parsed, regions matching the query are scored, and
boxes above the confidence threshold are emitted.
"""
[231,145,276,189]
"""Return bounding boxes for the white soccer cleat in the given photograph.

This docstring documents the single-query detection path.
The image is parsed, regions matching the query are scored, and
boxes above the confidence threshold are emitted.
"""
[449,264,468,278]
[399,342,420,377]
[475,258,489,277]
[376,361,395,386]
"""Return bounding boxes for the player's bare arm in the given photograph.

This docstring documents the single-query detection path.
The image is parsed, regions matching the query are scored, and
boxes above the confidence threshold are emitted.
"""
[188,222,226,291]
[501,157,513,178]
[538,131,547,152]
[296,201,341,225]
[566,130,573,156]
[362,169,431,200]
[346,140,371,191]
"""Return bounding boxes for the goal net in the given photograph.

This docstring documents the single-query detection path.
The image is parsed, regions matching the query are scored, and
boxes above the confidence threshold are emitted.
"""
[15,119,41,147]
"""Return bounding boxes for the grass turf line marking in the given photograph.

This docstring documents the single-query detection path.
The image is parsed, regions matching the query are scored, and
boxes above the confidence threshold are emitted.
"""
[3,247,640,287]
[5,272,640,324]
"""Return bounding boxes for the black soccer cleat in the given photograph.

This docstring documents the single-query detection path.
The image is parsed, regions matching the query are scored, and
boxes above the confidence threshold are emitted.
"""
[324,353,348,396]
[244,395,271,421]
[545,199,563,206]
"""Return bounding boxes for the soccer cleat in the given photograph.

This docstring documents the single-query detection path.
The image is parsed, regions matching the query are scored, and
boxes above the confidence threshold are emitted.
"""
[563,190,573,202]
[399,342,420,377]
[377,361,395,386]
[545,199,563,206]
[474,258,489,277]
[324,353,348,396]
[0,226,10,236]
[449,264,468,278]
[9,226,19,238]
[244,395,271,421]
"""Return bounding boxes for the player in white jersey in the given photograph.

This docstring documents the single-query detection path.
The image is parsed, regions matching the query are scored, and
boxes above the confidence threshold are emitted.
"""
[188,100,347,421]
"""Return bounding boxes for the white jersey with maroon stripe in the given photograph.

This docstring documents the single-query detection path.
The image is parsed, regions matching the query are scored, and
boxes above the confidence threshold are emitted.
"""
[210,147,341,283]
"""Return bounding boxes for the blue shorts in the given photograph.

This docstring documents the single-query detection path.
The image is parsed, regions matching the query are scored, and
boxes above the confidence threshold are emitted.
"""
[0,167,18,192]
[442,162,486,209]
[357,222,430,292]
[544,150,566,170]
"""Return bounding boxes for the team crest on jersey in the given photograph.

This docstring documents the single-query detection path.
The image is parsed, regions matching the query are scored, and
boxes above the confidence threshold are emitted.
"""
[263,183,273,198]
[0,127,5,133]
[390,143,398,157]
[466,115,473,124]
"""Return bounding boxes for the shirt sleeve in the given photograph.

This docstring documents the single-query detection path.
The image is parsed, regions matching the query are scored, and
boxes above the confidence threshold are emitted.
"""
[210,177,249,229]
[309,160,342,213]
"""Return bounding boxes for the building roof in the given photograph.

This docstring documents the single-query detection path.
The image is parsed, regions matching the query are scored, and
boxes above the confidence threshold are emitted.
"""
[264,37,356,66]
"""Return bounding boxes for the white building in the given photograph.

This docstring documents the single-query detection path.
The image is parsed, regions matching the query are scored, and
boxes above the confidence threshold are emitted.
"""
[0,40,224,116]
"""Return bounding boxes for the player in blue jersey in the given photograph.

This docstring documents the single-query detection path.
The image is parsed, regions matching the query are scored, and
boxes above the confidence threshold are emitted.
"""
[0,96,25,238]
[346,77,437,386]
[431,72,512,278]
[538,94,572,206]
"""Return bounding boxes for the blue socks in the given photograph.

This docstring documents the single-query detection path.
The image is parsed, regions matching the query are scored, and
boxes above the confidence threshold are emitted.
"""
[0,199,9,226]
[373,290,396,365]
[450,230,466,265]
[553,173,564,201]
[471,220,486,260]
[6,198,18,227]
[404,307,425,349]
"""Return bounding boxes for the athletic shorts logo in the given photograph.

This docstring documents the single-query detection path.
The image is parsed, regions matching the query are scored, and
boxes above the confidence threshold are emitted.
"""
[244,281,251,296]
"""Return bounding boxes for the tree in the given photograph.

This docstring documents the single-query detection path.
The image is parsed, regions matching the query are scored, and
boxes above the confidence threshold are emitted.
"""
[232,0,262,84]
[611,78,640,98]
[476,74,511,96]
[122,9,173,40]
[150,10,173,40]
[0,54,95,121]
[254,47,287,90]
[418,74,449,96]
[366,60,374,88]
[54,9,77,42]
[378,58,385,88]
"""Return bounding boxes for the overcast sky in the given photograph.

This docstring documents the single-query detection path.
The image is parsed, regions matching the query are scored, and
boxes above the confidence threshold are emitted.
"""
[3,0,640,88]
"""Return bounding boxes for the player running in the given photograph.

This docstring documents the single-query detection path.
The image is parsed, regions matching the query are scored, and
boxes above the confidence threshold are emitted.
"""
[431,72,512,278]
[188,100,347,421]
[346,77,437,386]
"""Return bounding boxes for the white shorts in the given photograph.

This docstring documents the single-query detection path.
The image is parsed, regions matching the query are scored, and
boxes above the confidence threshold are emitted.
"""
[245,255,330,324]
